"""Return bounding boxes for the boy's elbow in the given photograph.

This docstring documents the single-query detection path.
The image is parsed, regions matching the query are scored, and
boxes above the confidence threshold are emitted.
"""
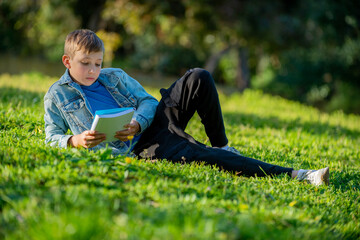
[45,135,58,147]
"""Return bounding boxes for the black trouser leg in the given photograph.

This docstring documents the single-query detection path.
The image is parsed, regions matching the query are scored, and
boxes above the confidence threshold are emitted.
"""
[160,68,228,147]
[133,68,293,177]
[188,143,293,177]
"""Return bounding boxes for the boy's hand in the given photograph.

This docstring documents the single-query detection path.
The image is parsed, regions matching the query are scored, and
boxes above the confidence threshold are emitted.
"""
[68,130,106,148]
[114,119,140,142]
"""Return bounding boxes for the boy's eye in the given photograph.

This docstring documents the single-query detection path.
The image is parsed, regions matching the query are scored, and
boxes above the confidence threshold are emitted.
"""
[81,62,89,65]
[96,64,101,67]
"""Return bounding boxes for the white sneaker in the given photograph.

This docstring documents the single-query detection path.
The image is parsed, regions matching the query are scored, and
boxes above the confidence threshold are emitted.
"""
[296,167,330,186]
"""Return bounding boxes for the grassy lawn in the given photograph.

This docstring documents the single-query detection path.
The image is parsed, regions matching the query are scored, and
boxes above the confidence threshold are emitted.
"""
[0,72,359,239]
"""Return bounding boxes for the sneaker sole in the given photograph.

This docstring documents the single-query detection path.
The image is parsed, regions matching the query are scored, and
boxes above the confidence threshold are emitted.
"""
[321,167,330,186]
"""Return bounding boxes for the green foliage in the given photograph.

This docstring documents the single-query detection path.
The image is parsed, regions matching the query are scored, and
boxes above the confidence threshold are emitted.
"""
[127,30,203,76]
[156,45,203,76]
[260,41,360,114]
[326,81,360,114]
[0,0,80,59]
[1,0,360,113]
[216,49,238,85]
[1,73,360,239]
[264,0,360,114]
[96,30,122,68]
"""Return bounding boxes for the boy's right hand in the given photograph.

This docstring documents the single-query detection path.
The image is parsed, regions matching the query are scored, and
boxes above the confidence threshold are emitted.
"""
[68,130,106,148]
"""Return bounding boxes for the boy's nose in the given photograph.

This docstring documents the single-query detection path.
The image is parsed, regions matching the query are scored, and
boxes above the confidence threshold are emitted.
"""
[89,68,94,74]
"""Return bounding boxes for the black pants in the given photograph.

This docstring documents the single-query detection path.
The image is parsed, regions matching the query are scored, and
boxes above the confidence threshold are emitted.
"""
[133,68,293,177]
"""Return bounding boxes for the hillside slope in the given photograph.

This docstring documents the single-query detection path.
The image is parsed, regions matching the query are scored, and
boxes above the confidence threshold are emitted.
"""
[1,73,359,239]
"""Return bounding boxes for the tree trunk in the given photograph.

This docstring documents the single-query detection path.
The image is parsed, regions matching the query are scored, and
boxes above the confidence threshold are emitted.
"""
[235,47,250,92]
[204,46,232,74]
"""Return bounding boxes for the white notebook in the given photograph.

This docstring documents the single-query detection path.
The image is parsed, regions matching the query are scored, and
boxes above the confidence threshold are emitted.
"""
[90,108,135,142]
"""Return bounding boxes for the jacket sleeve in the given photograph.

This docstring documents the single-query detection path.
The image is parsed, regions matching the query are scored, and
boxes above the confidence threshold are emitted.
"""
[120,72,159,133]
[44,93,72,148]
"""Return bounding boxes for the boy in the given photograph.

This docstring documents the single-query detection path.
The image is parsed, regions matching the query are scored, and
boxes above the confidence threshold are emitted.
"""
[44,29,330,186]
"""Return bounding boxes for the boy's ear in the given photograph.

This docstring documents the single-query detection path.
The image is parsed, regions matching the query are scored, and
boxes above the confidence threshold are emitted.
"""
[62,55,71,69]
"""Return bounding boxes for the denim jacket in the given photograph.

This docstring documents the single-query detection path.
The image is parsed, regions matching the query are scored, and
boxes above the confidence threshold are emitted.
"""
[44,68,159,156]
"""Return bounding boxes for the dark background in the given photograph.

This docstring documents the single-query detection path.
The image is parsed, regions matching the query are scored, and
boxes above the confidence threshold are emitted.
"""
[1,0,359,114]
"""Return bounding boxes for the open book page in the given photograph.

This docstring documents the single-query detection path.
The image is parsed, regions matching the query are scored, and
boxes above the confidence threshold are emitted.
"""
[90,108,135,142]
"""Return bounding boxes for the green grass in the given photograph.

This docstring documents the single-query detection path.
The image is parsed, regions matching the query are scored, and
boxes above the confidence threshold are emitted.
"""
[1,72,359,239]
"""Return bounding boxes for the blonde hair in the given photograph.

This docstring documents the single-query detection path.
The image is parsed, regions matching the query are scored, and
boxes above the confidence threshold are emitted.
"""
[64,29,104,58]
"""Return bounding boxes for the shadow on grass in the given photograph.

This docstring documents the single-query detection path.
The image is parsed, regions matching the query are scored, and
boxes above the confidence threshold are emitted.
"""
[2,86,358,140]
[0,86,44,107]
[331,170,360,192]
[224,112,360,140]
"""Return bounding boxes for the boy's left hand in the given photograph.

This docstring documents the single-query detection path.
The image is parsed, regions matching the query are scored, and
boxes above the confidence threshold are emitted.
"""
[114,119,140,141]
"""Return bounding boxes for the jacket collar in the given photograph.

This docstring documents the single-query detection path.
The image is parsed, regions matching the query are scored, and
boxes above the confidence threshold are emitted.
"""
[97,70,118,88]
[58,69,74,85]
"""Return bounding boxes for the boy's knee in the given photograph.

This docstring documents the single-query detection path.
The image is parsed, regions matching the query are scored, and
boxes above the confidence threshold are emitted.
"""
[188,68,214,86]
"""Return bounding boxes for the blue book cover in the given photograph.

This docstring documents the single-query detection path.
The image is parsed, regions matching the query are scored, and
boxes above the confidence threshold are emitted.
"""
[95,107,133,117]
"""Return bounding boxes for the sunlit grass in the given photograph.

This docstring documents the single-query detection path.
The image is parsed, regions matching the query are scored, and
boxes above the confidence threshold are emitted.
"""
[1,72,359,239]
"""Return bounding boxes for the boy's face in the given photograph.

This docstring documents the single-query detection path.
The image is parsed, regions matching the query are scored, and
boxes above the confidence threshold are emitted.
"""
[62,50,103,86]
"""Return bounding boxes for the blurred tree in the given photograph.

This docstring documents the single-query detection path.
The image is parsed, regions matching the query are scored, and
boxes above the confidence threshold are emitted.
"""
[96,30,122,67]
[265,0,360,113]
[0,0,27,53]
[73,0,106,30]
[0,0,359,113]
[0,0,80,60]
[100,0,312,90]
[101,0,359,113]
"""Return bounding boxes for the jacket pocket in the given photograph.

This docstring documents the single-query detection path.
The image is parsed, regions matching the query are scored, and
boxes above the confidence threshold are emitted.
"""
[62,97,85,112]
[61,98,92,133]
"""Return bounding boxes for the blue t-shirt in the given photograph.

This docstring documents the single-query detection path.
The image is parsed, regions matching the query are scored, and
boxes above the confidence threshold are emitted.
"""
[81,80,141,149]
[81,80,119,115]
